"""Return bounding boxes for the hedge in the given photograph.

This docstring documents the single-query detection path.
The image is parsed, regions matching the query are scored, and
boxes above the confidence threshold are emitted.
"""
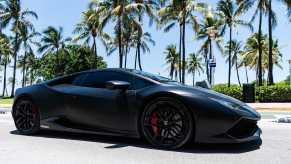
[212,84,291,102]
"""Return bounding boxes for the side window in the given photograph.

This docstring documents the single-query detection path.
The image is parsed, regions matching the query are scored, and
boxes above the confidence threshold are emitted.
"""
[72,74,88,86]
[133,77,153,90]
[80,71,134,89]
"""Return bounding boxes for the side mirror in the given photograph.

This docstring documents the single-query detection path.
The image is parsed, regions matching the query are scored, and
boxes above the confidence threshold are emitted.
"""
[195,80,211,89]
[105,81,130,90]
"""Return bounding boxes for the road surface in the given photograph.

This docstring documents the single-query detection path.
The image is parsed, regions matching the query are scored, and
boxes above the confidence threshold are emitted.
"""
[0,109,291,164]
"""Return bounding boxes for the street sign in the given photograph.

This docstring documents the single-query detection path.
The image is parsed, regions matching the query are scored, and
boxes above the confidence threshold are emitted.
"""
[209,59,216,67]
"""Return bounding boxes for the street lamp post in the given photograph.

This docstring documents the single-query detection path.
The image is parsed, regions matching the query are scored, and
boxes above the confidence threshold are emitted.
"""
[207,27,218,86]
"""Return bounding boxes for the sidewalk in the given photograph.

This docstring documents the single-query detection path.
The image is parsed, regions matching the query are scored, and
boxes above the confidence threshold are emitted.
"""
[248,103,291,112]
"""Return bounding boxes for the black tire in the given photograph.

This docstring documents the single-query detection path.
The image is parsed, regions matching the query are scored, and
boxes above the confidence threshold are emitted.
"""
[140,97,194,149]
[12,97,40,135]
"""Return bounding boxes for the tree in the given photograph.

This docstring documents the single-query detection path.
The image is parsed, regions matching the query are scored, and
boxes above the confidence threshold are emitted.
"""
[38,26,71,76]
[73,8,110,68]
[187,53,204,86]
[38,44,107,81]
[90,0,146,68]
[225,40,243,86]
[196,9,224,85]
[217,0,253,87]
[237,0,269,86]
[0,33,11,97]
[0,0,38,97]
[267,0,291,85]
[133,31,155,70]
[132,0,158,70]
[241,33,282,83]
[158,0,205,83]
[164,44,179,80]
[18,28,40,87]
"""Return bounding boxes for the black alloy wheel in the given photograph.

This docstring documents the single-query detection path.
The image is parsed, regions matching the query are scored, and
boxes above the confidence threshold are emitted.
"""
[12,98,40,135]
[141,97,194,149]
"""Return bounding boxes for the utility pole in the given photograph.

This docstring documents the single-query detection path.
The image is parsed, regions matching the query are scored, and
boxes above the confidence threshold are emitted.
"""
[289,60,291,87]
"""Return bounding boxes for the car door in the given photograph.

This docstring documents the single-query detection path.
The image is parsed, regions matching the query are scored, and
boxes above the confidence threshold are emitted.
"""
[66,71,136,132]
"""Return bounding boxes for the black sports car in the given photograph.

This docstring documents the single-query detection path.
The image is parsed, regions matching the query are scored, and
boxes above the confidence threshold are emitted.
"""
[12,68,261,149]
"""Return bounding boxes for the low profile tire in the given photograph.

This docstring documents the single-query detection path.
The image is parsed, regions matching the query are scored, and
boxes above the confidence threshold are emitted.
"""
[12,97,40,135]
[141,97,194,149]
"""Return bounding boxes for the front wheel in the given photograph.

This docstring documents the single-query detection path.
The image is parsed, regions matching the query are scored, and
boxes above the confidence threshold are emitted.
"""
[12,98,40,135]
[141,97,194,149]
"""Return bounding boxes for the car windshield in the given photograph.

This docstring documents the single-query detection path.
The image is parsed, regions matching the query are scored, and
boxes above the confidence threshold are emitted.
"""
[130,70,179,84]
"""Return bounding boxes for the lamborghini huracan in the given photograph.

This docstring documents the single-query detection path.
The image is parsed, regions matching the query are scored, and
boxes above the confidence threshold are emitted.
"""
[12,68,261,149]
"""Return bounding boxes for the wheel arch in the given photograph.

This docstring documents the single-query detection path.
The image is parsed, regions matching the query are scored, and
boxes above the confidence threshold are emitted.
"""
[137,91,198,142]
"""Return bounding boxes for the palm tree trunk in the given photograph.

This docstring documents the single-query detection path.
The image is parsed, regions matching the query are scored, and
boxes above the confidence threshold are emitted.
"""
[56,47,60,76]
[258,9,263,86]
[92,37,97,69]
[11,33,19,98]
[182,11,186,84]
[228,26,232,87]
[134,48,138,69]
[22,52,26,87]
[244,63,249,84]
[2,62,7,97]
[124,46,128,69]
[268,0,274,85]
[118,16,123,68]
[236,60,241,87]
[170,64,174,80]
[137,42,142,71]
[209,38,213,85]
[192,71,196,87]
[205,49,209,83]
[179,25,182,83]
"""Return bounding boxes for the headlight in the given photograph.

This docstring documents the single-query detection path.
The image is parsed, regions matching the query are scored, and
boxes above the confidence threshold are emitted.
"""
[210,98,240,110]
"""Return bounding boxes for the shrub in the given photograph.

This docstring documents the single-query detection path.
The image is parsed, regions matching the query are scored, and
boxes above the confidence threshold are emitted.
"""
[212,84,243,101]
[212,84,291,102]
[256,85,291,102]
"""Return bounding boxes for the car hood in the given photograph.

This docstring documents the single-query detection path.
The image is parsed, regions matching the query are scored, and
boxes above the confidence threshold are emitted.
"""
[164,83,245,106]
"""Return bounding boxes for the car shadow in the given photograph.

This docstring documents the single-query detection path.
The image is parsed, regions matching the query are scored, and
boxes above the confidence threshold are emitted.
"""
[10,129,262,154]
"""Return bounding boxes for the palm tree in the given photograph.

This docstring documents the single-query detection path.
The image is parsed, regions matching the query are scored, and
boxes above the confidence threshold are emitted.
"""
[225,40,243,86]
[0,0,38,97]
[236,0,269,86]
[73,8,109,68]
[25,52,38,85]
[133,31,155,70]
[38,26,71,76]
[90,0,146,68]
[196,9,224,85]
[132,0,158,71]
[241,33,282,83]
[164,44,179,80]
[0,33,11,97]
[187,53,204,86]
[19,28,40,87]
[158,0,205,84]
[267,0,291,85]
[217,0,253,87]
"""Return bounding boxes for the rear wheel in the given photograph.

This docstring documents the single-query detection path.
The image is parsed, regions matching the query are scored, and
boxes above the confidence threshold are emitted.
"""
[141,97,193,149]
[12,98,40,135]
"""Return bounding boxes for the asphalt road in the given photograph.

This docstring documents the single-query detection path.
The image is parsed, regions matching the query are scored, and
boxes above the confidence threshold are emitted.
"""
[1,110,291,164]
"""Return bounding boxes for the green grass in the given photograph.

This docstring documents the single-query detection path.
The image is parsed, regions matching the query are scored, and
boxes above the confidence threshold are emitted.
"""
[0,98,13,105]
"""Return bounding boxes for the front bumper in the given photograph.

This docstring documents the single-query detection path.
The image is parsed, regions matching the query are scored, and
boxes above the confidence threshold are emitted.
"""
[225,117,261,143]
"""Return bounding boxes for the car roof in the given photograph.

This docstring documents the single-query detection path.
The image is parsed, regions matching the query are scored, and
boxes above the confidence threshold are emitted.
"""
[79,68,160,84]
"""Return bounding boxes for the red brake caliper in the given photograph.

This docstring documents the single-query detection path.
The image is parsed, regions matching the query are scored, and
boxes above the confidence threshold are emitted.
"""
[150,112,160,135]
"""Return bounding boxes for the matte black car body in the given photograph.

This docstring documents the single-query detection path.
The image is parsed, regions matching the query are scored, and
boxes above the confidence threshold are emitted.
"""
[12,68,261,145]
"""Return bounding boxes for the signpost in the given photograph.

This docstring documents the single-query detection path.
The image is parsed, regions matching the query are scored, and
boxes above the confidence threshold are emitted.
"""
[209,58,216,86]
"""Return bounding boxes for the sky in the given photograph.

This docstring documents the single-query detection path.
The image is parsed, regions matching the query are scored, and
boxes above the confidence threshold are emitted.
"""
[4,0,291,90]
